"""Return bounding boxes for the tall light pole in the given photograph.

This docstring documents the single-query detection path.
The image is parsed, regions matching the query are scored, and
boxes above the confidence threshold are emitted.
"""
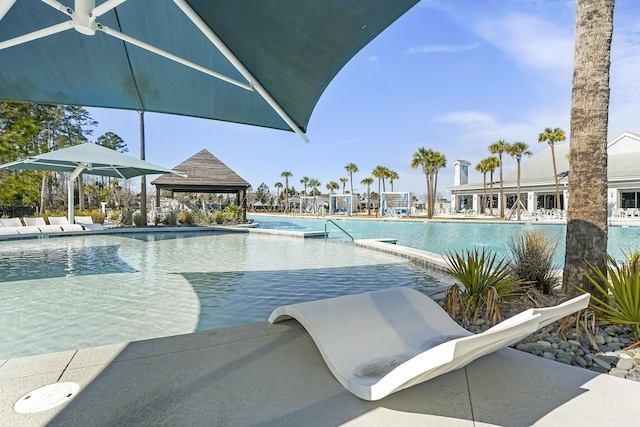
[139,111,147,225]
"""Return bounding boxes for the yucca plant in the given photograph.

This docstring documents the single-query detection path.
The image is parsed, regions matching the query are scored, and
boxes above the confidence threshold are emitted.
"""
[508,230,559,294]
[444,247,524,325]
[581,250,640,340]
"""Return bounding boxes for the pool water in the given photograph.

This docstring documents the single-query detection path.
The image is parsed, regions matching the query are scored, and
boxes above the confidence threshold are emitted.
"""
[0,231,448,359]
[250,214,640,266]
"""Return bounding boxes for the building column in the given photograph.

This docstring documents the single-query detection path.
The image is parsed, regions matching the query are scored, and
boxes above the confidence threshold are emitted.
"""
[452,194,459,212]
[472,194,479,213]
[563,189,569,211]
[527,192,536,213]
[607,187,617,216]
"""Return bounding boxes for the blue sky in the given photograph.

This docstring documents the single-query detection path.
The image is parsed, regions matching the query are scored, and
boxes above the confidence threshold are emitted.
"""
[87,0,640,198]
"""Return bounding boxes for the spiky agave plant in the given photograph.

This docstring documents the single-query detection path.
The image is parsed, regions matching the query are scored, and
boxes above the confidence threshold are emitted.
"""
[444,247,524,325]
[581,250,640,340]
[508,230,559,294]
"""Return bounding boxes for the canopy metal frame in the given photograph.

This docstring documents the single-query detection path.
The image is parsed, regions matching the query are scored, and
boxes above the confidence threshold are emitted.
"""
[0,0,309,142]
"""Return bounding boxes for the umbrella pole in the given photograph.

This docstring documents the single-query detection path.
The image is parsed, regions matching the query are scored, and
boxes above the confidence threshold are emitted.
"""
[68,165,85,224]
[68,176,74,224]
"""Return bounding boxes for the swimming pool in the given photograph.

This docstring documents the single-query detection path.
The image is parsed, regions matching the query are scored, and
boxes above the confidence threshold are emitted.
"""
[250,214,640,265]
[0,231,448,359]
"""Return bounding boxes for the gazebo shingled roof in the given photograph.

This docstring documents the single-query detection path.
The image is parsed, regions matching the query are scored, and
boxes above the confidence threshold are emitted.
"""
[151,149,250,193]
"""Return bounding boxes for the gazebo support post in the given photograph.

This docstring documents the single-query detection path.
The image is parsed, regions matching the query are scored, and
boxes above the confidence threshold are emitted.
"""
[155,187,160,207]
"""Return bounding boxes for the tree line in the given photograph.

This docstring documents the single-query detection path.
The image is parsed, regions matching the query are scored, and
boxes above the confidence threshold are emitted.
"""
[0,102,129,212]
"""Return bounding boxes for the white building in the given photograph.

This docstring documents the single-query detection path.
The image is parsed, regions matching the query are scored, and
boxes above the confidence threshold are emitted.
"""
[448,132,640,217]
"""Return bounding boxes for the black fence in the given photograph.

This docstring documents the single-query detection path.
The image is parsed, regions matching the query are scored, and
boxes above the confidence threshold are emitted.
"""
[0,205,37,218]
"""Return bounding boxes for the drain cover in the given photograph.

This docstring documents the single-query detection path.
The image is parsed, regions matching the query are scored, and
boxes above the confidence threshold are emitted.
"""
[14,382,80,414]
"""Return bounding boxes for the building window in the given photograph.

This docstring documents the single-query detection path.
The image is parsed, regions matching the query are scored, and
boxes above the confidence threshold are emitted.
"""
[621,192,640,208]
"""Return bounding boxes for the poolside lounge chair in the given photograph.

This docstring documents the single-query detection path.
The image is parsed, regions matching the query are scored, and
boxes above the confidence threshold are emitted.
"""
[23,217,63,233]
[74,215,104,230]
[0,217,42,234]
[268,287,590,401]
[48,216,85,232]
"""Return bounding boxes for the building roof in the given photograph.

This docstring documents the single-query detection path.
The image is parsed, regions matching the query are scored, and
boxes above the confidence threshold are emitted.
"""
[450,133,640,193]
[151,149,250,193]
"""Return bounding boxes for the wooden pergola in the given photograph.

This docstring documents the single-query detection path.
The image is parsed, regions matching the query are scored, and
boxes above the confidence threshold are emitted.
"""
[151,149,251,218]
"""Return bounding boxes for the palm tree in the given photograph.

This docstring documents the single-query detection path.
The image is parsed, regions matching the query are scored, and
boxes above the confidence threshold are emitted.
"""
[489,140,508,218]
[344,163,359,199]
[300,176,309,196]
[372,166,387,217]
[339,177,349,194]
[308,178,321,196]
[505,142,532,221]
[360,177,374,216]
[430,152,447,217]
[326,181,339,194]
[274,181,283,211]
[281,171,292,212]
[538,127,566,211]
[388,170,399,191]
[485,156,499,216]
[411,148,446,219]
[475,159,489,215]
[563,0,614,295]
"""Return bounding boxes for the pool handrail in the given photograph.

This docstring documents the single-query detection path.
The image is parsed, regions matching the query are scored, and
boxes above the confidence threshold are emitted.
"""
[324,220,354,241]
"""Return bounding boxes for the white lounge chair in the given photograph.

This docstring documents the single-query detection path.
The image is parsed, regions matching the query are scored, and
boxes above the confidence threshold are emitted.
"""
[48,216,85,232]
[23,217,63,233]
[0,217,42,234]
[268,287,589,401]
[74,215,104,230]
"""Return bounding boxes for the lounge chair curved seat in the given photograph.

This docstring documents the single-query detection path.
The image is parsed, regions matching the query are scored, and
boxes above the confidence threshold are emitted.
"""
[74,216,104,230]
[268,287,589,401]
[48,216,85,232]
[0,217,42,234]
[23,217,63,233]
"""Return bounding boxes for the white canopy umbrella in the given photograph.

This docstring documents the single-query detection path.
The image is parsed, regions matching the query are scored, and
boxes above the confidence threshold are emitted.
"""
[0,143,183,223]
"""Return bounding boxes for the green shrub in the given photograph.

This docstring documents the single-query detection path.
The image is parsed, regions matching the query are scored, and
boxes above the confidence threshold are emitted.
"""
[444,247,524,325]
[132,211,145,227]
[193,211,211,225]
[178,210,195,225]
[213,211,224,224]
[508,230,559,294]
[90,209,106,225]
[163,210,178,226]
[223,205,244,224]
[582,250,640,340]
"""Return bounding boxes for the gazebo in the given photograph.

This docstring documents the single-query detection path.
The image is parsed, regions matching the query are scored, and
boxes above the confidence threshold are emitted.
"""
[151,149,251,218]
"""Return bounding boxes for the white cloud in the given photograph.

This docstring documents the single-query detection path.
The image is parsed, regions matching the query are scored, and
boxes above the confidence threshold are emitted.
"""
[367,55,379,63]
[473,13,574,74]
[406,43,479,55]
[436,111,494,125]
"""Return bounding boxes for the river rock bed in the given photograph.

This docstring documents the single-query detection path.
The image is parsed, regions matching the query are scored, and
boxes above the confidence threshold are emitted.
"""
[466,314,640,382]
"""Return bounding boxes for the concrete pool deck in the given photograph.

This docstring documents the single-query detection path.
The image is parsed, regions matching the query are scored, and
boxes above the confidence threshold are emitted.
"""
[2,320,640,426]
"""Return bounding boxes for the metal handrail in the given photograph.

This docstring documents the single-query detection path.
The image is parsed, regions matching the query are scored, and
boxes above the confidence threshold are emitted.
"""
[324,219,354,241]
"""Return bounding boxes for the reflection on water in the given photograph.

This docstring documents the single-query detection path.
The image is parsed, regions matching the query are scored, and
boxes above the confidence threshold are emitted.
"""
[0,245,136,281]
[181,263,444,331]
[0,232,448,359]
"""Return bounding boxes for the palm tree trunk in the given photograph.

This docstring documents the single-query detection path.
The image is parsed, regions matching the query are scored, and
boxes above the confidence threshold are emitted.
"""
[563,0,614,295]
[489,171,494,216]
[516,159,521,221]
[432,171,439,218]
[482,172,487,215]
[551,145,561,210]
[499,156,504,218]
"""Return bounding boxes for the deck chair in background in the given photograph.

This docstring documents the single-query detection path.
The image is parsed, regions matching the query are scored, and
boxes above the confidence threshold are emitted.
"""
[48,216,85,232]
[23,217,63,233]
[74,216,104,230]
[0,217,42,234]
[269,287,590,401]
